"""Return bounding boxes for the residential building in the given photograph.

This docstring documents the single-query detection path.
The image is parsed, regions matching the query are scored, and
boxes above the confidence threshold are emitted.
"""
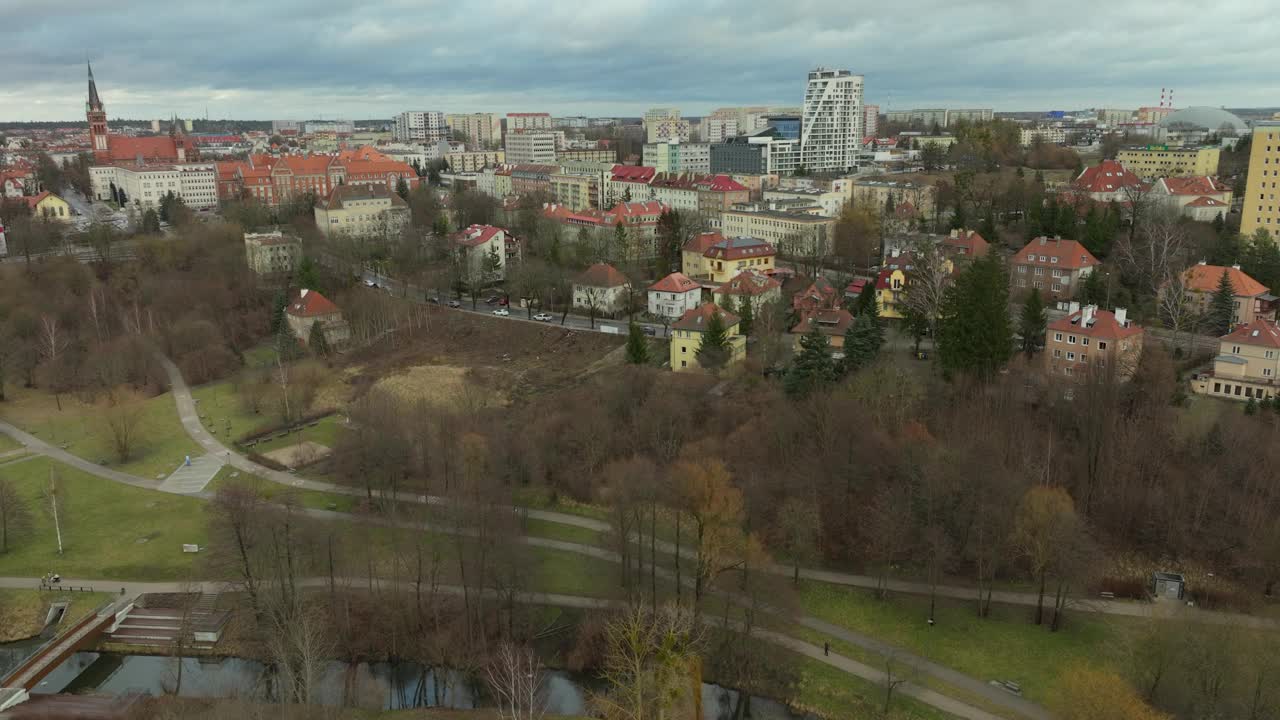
[941,228,990,263]
[22,191,72,222]
[874,251,916,320]
[1151,176,1232,221]
[605,165,657,205]
[573,263,631,316]
[445,150,505,173]
[304,121,353,134]
[643,141,711,174]
[700,236,777,284]
[556,148,616,164]
[801,68,864,173]
[1096,109,1135,126]
[1179,261,1275,327]
[648,272,702,320]
[863,104,880,139]
[510,164,557,197]
[286,288,349,347]
[1019,126,1067,147]
[644,108,690,143]
[720,208,835,256]
[1116,145,1220,180]
[790,308,855,352]
[1241,121,1280,242]
[393,111,448,143]
[851,178,936,216]
[681,231,724,279]
[451,224,507,281]
[1191,320,1280,402]
[244,230,301,276]
[505,133,558,165]
[1046,304,1143,381]
[1010,237,1100,300]
[948,108,994,124]
[313,183,409,239]
[702,115,739,143]
[550,173,595,211]
[445,113,503,148]
[554,116,590,129]
[90,162,218,210]
[763,186,848,217]
[710,129,801,175]
[1137,107,1175,124]
[885,109,949,128]
[506,113,553,132]
[1070,159,1143,202]
[766,115,801,140]
[670,302,745,371]
[792,277,842,316]
[693,175,750,214]
[713,270,782,312]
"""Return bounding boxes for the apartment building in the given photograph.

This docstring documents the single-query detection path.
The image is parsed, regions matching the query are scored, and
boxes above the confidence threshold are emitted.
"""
[505,133,557,165]
[1116,145,1220,180]
[445,113,502,148]
[1010,237,1099,300]
[800,68,863,172]
[313,184,409,239]
[720,208,835,256]
[1241,121,1280,242]
[506,113,553,132]
[1191,320,1280,402]
[445,151,505,173]
[244,230,301,276]
[1046,304,1144,381]
[393,111,448,143]
[1179,262,1275,327]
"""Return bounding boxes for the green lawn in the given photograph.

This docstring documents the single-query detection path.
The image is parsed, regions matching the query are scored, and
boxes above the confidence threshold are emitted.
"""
[0,588,114,641]
[0,434,22,453]
[206,466,360,513]
[524,518,605,546]
[189,379,272,444]
[788,651,956,720]
[799,580,1140,703]
[0,387,204,481]
[251,414,343,454]
[0,457,209,580]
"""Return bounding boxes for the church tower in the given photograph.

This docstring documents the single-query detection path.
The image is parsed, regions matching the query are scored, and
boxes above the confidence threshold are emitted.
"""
[87,62,109,160]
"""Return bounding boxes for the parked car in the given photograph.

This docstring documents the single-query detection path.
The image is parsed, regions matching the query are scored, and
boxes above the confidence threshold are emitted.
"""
[642,326,657,337]
[485,295,501,305]
[492,308,510,316]
[447,300,461,308]
[363,279,377,288]
[533,312,553,322]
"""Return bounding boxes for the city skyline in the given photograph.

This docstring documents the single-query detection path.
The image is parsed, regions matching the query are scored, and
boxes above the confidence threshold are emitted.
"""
[2,0,1278,121]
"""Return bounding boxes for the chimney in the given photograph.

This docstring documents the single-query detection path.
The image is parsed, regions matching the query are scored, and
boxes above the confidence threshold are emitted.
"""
[1232,264,1241,271]
[1197,259,1206,266]
[950,228,959,238]
[1115,307,1128,326]
[1068,301,1080,315]
[1082,304,1097,326]
[1039,237,1047,245]
[300,289,309,298]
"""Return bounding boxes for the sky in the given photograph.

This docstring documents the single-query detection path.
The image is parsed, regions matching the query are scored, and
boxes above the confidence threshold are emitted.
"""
[1,0,1277,122]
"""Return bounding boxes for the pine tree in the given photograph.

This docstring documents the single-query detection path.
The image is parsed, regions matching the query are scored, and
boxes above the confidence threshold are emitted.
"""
[625,320,650,365]
[950,201,968,231]
[736,295,754,336]
[1241,228,1280,290]
[1019,288,1047,358]
[308,320,331,357]
[269,290,287,335]
[842,313,878,374]
[1078,269,1106,307]
[482,244,503,283]
[396,177,409,200]
[140,208,161,234]
[297,256,320,290]
[884,194,895,216]
[855,281,877,316]
[696,311,731,369]
[980,209,997,244]
[1207,269,1236,336]
[937,254,1014,379]
[864,298,884,351]
[784,322,835,397]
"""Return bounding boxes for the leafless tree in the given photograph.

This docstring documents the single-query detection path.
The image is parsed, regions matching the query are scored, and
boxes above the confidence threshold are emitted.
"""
[36,314,71,410]
[484,642,547,720]
[592,603,703,720]
[1114,208,1190,300]
[102,391,145,463]
[264,597,334,706]
[882,649,918,715]
[1158,270,1200,356]
[901,238,951,342]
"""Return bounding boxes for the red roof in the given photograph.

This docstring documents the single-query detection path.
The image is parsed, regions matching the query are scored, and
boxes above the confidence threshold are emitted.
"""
[1182,263,1269,297]
[611,165,656,183]
[694,175,748,193]
[1048,307,1142,341]
[1220,320,1280,347]
[649,272,700,294]
[682,231,724,254]
[672,302,740,332]
[452,224,504,248]
[287,289,340,318]
[277,154,334,176]
[1012,237,1099,271]
[792,278,840,312]
[704,236,776,262]
[1158,176,1229,196]
[1185,196,1228,208]
[104,135,185,163]
[1073,160,1142,194]
[606,201,665,220]
[715,270,781,296]
[23,191,55,209]
[791,308,855,337]
[575,263,630,288]
[943,229,989,257]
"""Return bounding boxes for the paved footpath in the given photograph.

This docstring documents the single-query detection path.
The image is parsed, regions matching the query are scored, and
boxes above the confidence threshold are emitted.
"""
[0,575,1007,720]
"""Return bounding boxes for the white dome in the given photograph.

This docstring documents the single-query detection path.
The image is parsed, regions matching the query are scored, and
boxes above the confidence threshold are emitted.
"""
[1159,106,1247,132]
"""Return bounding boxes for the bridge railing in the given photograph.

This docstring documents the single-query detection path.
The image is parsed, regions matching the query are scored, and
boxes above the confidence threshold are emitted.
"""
[0,600,115,689]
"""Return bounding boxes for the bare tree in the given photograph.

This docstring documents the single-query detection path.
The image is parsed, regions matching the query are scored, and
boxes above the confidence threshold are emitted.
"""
[0,476,33,553]
[773,495,821,586]
[264,597,334,706]
[102,391,145,463]
[1114,208,1190,300]
[485,642,547,720]
[593,603,703,720]
[882,649,918,715]
[901,238,951,342]
[1158,270,1199,356]
[36,314,71,410]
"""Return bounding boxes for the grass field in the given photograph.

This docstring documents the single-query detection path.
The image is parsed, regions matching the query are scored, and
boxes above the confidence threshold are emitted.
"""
[0,434,22,453]
[788,651,955,720]
[0,457,209,580]
[189,379,271,443]
[799,580,1139,703]
[251,415,344,454]
[0,386,204,480]
[0,588,114,642]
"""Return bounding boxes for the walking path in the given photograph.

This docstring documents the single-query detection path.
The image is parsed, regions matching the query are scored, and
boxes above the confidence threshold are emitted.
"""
[0,575,1006,720]
[156,454,222,494]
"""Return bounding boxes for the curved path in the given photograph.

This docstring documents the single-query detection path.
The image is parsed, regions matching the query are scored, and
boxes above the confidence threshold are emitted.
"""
[0,575,1003,720]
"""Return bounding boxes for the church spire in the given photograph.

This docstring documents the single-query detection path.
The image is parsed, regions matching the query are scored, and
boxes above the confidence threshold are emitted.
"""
[87,61,103,112]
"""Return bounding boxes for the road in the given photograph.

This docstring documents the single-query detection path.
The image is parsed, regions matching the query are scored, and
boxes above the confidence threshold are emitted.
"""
[0,574,1007,720]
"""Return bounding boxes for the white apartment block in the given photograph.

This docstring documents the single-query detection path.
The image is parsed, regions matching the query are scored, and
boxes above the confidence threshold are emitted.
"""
[446,113,503,148]
[393,111,448,143]
[554,116,590,129]
[505,133,558,164]
[304,120,354,134]
[642,141,711,174]
[863,104,880,138]
[800,68,864,173]
[506,113,553,132]
[90,163,218,210]
[1020,126,1068,147]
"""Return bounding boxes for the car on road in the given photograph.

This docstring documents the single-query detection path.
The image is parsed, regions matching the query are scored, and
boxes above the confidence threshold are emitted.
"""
[533,312,553,321]
[492,308,510,316]
[485,295,501,304]
[447,300,461,308]
[363,279,377,288]
[642,326,657,337]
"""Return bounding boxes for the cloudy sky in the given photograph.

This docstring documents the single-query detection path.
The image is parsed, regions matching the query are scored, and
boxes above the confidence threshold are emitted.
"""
[1,0,1276,121]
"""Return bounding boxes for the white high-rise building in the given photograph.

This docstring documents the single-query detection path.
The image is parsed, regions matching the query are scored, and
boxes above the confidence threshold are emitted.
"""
[505,132,557,164]
[800,68,864,173]
[393,111,448,143]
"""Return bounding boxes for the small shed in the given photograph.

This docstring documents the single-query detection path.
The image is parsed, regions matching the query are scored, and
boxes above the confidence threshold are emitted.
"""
[1152,571,1186,600]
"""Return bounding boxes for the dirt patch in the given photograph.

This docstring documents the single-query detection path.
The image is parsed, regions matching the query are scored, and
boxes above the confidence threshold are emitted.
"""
[261,441,331,468]
[371,364,506,408]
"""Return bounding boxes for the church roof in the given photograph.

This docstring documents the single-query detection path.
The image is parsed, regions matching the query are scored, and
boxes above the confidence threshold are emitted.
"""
[87,62,103,111]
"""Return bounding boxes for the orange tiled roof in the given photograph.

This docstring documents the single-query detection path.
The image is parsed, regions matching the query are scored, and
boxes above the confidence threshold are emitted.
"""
[1183,263,1268,297]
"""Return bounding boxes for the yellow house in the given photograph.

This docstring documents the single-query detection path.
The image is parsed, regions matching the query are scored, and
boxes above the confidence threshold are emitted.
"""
[1191,320,1280,402]
[25,191,73,222]
[701,236,777,284]
[1116,145,1219,179]
[681,231,724,278]
[670,302,746,372]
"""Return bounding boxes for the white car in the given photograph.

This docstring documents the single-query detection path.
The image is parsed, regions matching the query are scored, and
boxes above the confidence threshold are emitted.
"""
[492,308,510,316]
[533,313,553,322]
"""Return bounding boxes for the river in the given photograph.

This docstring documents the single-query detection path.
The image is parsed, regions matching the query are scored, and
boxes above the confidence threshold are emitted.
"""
[29,652,812,719]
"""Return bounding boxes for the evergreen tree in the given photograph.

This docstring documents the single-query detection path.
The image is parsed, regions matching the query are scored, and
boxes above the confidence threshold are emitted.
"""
[884,194,895,215]
[937,254,1014,379]
[625,320,650,365]
[1018,289,1047,358]
[431,214,450,238]
[736,295,754,336]
[482,244,503,283]
[784,322,835,397]
[854,281,877,316]
[269,290,287,335]
[1207,269,1237,336]
[1241,228,1280,290]
[614,223,628,263]
[140,208,161,234]
[1054,203,1076,239]
[1245,395,1259,416]
[297,256,320,290]
[655,209,684,274]
[1211,212,1225,238]
[396,177,410,200]
[696,311,732,369]
[863,296,884,350]
[980,209,997,244]
[842,312,879,374]
[1077,269,1106,307]
[308,320,331,357]
[950,201,968,231]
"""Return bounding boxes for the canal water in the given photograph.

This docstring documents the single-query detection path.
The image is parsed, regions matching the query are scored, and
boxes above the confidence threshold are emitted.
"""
[30,652,811,719]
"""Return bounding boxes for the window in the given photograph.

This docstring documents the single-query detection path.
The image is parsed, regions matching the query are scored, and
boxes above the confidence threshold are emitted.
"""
[1054,332,1063,341]
[1068,335,1076,344]
[1080,353,1087,363]
[1067,352,1076,361]
[1266,368,1274,377]
[1214,382,1221,393]
[1098,341,1108,350]
[1267,350,1276,359]
[1235,385,1243,396]
[1082,338,1090,346]
[1232,345,1241,354]
[1053,349,1062,358]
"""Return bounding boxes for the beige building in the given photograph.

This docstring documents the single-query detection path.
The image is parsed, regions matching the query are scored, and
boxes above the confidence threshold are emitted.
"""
[505,132,557,165]
[446,113,503,148]
[550,174,595,211]
[1179,262,1274,327]
[1241,121,1280,242]
[1010,237,1099,301]
[719,208,835,257]
[851,178,936,216]
[314,184,409,239]
[286,288,349,348]
[1116,145,1220,180]
[556,148,615,164]
[244,230,301,276]
[1191,320,1280,402]
[573,263,631,316]
[1046,304,1143,381]
[445,150,505,173]
[670,302,746,372]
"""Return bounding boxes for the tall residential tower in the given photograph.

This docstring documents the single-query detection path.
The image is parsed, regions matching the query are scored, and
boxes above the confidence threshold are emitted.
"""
[800,68,864,173]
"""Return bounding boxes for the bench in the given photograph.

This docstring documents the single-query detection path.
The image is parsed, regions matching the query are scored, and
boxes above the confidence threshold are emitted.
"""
[1100,591,1116,599]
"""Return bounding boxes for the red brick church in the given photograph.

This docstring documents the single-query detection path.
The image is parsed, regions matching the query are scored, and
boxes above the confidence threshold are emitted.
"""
[87,62,198,166]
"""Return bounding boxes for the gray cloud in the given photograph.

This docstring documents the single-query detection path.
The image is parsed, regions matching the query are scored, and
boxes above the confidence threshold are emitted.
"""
[1,0,1276,121]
